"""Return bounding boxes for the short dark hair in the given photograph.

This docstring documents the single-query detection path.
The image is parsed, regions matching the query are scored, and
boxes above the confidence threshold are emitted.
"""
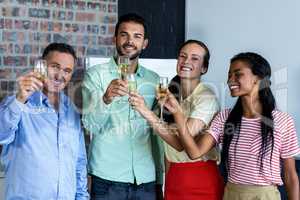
[114,13,148,39]
[178,39,210,74]
[42,43,77,61]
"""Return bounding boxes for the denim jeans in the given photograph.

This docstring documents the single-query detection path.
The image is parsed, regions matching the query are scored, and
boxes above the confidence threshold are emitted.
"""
[91,176,156,200]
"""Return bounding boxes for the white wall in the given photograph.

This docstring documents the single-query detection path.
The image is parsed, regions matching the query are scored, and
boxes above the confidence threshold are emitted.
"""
[186,0,300,155]
[87,57,177,79]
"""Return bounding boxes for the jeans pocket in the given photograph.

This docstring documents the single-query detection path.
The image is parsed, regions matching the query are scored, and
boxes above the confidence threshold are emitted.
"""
[141,182,156,193]
[91,177,111,198]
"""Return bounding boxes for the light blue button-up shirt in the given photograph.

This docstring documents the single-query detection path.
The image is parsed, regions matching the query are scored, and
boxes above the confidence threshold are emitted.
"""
[82,58,162,185]
[0,92,89,200]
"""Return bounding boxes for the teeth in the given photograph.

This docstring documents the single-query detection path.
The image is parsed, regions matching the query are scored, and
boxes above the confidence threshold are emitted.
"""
[230,85,239,89]
[53,80,62,85]
[124,46,134,49]
[181,67,192,71]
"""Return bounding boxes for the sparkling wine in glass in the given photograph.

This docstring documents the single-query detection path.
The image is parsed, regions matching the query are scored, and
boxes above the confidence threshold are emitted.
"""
[116,56,130,103]
[118,56,130,80]
[157,77,168,123]
[33,59,47,112]
[127,73,137,119]
[127,74,137,93]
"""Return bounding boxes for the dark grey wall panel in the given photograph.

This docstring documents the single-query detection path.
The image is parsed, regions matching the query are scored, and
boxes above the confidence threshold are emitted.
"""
[118,0,185,58]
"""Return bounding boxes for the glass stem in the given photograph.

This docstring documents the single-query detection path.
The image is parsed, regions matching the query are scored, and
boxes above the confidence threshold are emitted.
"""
[128,104,131,120]
[160,103,163,121]
[40,91,43,107]
[129,104,136,120]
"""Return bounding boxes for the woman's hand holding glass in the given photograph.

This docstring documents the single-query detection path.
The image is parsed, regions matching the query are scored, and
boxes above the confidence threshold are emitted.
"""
[157,90,182,115]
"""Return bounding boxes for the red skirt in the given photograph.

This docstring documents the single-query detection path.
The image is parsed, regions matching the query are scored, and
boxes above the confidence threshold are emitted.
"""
[165,160,224,200]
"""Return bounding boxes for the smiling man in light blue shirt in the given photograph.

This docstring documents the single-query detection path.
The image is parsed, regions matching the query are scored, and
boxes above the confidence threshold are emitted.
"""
[0,43,89,199]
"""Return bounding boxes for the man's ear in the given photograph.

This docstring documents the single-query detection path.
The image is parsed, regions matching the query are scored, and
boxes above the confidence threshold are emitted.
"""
[142,39,149,50]
[113,36,116,45]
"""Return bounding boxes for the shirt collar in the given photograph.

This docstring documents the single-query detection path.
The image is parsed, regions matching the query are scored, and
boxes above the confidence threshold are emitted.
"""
[135,63,145,77]
[109,57,117,73]
[109,57,145,77]
[183,82,204,102]
[27,91,66,109]
[27,91,48,106]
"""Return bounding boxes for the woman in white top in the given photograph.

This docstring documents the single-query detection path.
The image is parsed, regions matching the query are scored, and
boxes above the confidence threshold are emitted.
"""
[129,40,224,200]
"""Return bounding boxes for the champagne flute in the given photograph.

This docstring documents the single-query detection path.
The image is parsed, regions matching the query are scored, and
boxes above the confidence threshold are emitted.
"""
[127,74,137,93]
[33,59,47,113]
[116,56,130,103]
[157,77,168,123]
[127,73,138,119]
[118,56,130,80]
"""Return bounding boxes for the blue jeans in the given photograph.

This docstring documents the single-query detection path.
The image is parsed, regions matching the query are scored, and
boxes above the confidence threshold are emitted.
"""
[91,176,156,200]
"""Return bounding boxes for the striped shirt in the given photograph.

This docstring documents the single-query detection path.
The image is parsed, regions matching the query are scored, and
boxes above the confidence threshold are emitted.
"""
[209,109,300,185]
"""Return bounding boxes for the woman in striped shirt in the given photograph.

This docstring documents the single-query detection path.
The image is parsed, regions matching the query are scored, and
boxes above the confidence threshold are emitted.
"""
[166,52,300,200]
